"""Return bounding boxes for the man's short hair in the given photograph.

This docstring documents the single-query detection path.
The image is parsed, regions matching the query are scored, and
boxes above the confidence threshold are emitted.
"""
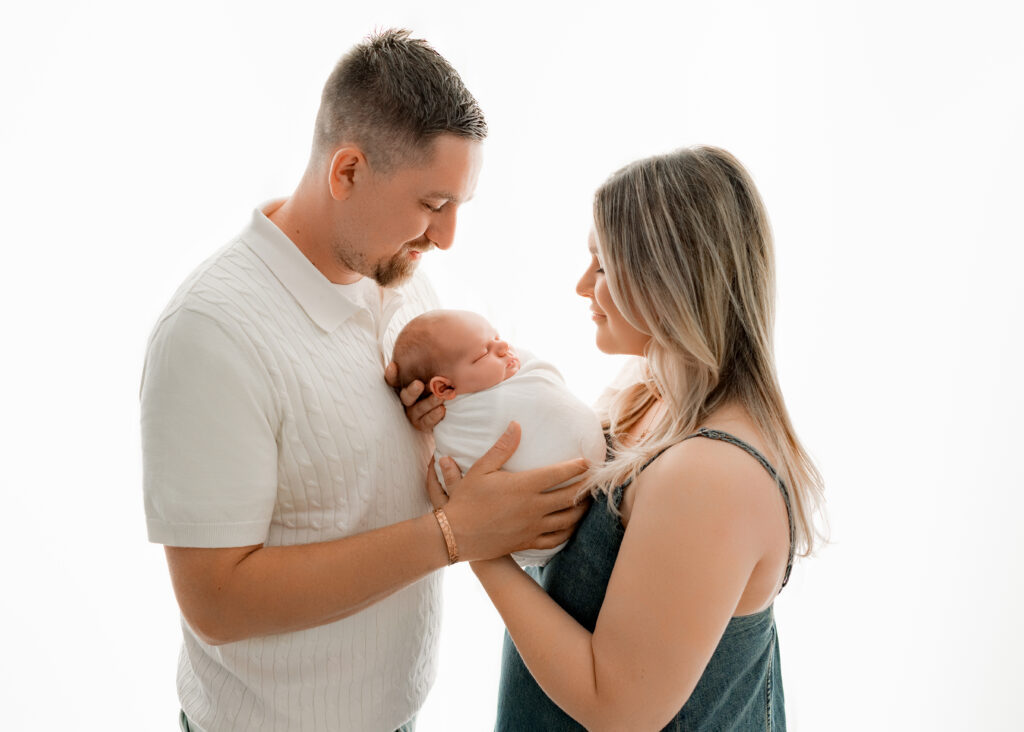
[314,28,487,173]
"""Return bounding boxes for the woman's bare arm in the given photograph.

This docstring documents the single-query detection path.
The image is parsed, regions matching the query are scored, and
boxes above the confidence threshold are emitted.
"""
[467,439,772,731]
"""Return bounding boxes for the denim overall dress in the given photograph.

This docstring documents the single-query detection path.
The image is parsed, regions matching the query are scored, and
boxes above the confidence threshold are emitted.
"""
[495,428,796,731]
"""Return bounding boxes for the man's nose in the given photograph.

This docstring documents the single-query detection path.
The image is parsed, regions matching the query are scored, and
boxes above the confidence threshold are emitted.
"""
[426,207,457,250]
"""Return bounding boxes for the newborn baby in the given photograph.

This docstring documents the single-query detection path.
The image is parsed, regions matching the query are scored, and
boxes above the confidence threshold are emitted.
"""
[392,309,605,566]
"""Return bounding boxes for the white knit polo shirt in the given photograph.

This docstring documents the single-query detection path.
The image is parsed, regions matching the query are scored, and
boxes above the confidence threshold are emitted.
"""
[141,202,441,732]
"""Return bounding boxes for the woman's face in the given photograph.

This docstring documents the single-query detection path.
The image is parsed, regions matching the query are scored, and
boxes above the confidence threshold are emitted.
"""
[576,229,651,356]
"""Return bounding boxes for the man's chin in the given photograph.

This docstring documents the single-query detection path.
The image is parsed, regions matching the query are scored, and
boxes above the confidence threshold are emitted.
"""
[373,259,419,288]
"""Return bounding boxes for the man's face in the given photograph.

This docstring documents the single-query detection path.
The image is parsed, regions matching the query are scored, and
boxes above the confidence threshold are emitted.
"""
[333,134,483,287]
[442,312,520,396]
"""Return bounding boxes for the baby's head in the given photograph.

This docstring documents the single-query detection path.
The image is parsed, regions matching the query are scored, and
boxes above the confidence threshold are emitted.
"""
[393,310,520,400]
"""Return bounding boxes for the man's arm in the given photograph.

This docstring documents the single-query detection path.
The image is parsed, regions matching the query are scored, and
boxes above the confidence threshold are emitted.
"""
[165,514,449,645]
[165,423,587,645]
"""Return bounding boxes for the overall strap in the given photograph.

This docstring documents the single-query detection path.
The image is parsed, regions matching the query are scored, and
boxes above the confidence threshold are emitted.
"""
[608,443,674,511]
[682,427,796,589]
[617,447,672,492]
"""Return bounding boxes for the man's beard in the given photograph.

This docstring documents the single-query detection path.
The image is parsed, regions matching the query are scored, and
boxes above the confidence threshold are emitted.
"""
[334,240,433,287]
[373,244,426,287]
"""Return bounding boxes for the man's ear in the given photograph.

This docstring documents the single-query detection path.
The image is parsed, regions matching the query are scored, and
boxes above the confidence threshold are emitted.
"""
[428,376,457,401]
[327,146,367,201]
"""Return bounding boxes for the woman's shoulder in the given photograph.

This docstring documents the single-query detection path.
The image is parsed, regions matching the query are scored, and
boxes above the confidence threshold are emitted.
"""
[654,422,771,471]
[634,423,782,519]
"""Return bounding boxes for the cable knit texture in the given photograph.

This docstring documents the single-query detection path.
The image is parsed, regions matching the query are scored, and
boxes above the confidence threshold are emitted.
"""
[141,206,441,731]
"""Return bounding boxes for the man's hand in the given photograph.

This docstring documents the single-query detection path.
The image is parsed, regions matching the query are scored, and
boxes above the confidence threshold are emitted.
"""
[384,360,445,432]
[427,422,590,562]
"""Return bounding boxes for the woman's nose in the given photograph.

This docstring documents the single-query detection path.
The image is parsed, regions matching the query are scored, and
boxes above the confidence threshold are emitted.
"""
[576,268,593,297]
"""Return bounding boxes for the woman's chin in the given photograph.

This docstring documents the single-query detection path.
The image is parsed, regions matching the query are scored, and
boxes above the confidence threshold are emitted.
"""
[594,334,619,354]
[595,334,643,357]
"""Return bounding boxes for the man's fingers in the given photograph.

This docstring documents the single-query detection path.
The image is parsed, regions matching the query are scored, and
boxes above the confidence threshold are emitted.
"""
[533,530,573,550]
[420,404,446,430]
[408,391,442,418]
[466,422,522,475]
[538,479,591,513]
[542,500,589,531]
[439,456,463,486]
[514,459,589,497]
[384,361,400,388]
[425,457,449,510]
[533,499,589,548]
[399,380,426,408]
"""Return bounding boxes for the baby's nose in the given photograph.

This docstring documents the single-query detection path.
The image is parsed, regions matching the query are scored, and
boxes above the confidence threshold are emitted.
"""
[496,340,509,356]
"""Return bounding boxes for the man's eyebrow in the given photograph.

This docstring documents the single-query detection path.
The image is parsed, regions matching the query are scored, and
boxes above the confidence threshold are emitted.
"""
[425,191,473,204]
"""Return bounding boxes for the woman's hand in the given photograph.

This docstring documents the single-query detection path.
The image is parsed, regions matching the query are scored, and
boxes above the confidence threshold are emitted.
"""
[384,360,445,432]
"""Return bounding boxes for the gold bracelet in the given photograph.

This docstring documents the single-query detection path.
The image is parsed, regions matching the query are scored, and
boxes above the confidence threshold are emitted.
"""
[433,508,458,564]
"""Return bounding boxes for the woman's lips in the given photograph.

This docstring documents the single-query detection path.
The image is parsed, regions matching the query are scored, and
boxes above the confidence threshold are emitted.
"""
[591,309,607,321]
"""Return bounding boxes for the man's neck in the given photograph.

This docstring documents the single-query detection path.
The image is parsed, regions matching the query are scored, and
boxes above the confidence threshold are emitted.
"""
[267,185,363,285]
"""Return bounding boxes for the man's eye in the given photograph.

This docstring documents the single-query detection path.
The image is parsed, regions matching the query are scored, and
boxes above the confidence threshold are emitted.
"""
[424,202,445,213]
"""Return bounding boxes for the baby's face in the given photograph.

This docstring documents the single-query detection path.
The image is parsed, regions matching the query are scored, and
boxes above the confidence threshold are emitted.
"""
[442,312,520,396]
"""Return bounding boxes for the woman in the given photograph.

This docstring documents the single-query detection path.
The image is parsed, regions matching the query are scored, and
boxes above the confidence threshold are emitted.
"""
[430,146,824,730]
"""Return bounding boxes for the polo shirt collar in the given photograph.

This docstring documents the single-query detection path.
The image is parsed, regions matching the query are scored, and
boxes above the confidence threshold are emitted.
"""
[241,201,364,332]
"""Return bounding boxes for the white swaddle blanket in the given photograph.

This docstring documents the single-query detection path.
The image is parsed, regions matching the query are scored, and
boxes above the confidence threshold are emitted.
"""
[433,350,606,566]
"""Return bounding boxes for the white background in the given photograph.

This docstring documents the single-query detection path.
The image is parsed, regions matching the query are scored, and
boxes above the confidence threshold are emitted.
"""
[2,1,1022,729]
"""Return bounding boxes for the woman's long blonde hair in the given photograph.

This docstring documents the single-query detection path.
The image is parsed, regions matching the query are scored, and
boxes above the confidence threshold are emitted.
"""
[588,146,825,556]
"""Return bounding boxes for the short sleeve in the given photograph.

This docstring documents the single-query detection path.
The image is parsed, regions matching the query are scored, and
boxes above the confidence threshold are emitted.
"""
[141,307,279,547]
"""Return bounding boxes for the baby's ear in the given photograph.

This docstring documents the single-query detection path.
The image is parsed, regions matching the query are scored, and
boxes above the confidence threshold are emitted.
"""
[428,376,457,401]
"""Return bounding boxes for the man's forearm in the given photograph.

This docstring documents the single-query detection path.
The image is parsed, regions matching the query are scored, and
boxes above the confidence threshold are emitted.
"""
[169,512,450,645]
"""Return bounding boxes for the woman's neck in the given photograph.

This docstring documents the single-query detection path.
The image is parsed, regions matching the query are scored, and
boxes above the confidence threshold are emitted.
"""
[618,398,667,448]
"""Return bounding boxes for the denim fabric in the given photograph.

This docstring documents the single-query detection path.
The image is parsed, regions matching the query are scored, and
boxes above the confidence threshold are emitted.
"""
[495,428,793,731]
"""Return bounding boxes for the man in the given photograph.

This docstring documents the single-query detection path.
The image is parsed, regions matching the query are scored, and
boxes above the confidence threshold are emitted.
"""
[141,29,586,732]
